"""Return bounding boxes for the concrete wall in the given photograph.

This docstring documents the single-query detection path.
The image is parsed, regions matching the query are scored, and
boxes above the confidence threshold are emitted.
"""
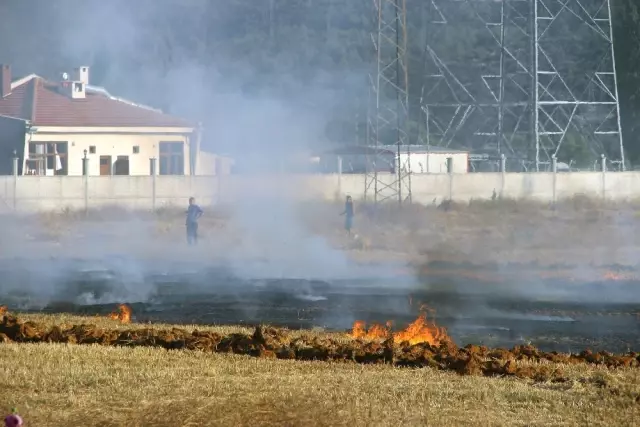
[27,132,192,176]
[0,170,637,212]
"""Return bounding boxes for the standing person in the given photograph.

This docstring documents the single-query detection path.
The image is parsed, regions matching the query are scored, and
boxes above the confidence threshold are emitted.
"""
[340,195,355,235]
[185,197,204,245]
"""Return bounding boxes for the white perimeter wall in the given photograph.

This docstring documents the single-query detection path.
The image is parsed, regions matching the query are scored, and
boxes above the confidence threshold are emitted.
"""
[0,171,638,212]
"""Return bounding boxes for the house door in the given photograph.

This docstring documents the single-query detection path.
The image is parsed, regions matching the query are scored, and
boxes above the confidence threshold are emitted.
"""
[99,156,112,175]
[114,156,130,175]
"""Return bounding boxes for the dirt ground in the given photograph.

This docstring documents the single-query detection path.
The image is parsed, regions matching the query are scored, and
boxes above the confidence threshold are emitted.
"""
[16,196,640,267]
[0,313,638,427]
[300,197,640,267]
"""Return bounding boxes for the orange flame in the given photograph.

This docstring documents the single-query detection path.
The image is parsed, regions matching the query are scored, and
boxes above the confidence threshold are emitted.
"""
[392,311,449,346]
[351,320,392,340]
[108,304,132,324]
[350,308,449,346]
[602,271,635,281]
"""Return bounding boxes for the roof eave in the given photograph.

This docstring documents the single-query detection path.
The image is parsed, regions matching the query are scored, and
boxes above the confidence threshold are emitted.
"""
[0,113,29,123]
[10,73,39,89]
[28,125,196,134]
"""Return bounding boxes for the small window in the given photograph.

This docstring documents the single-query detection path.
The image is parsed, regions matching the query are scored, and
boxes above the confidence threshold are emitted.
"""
[133,145,140,154]
[159,141,185,175]
[89,146,96,154]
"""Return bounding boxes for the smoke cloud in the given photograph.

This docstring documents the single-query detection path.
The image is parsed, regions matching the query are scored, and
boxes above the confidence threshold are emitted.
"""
[1,2,638,353]
[0,0,396,327]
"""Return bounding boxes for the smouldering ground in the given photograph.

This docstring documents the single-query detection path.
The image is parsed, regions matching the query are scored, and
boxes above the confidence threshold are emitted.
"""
[0,314,639,427]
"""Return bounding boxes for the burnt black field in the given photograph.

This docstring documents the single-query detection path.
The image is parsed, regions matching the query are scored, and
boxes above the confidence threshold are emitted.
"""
[1,259,639,353]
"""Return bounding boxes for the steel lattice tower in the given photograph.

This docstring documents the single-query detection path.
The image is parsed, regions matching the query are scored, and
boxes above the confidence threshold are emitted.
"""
[365,0,412,204]
[420,0,624,171]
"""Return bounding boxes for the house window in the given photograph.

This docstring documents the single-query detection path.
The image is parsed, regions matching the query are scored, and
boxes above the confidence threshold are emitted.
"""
[159,141,184,175]
[133,145,140,154]
[26,142,68,176]
[114,156,130,175]
[89,145,96,154]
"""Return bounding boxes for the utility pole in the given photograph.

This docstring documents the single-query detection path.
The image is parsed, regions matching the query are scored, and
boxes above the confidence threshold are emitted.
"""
[365,0,412,205]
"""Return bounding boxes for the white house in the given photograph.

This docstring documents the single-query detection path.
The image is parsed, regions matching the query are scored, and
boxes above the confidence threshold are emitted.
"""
[0,64,228,176]
[397,145,469,174]
[316,145,469,174]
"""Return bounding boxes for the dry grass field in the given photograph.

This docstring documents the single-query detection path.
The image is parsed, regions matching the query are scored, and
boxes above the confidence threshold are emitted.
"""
[2,343,639,427]
[21,196,640,266]
[0,313,638,427]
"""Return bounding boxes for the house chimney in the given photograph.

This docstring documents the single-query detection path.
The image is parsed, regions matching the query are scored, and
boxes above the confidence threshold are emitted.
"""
[73,66,89,86]
[59,79,86,99]
[0,64,10,98]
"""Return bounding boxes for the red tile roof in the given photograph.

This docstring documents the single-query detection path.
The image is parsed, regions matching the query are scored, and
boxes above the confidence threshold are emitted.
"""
[0,77,195,128]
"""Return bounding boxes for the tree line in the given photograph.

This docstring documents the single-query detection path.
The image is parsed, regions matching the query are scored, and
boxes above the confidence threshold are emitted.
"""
[0,0,638,165]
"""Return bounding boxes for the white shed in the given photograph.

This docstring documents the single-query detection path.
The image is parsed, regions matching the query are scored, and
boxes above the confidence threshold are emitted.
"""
[396,146,469,174]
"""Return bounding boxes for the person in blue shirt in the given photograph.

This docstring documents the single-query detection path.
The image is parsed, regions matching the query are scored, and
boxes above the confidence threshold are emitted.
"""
[185,197,204,245]
[340,195,354,235]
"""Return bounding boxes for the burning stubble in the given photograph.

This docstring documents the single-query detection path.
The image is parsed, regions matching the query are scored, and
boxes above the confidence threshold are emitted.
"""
[350,307,451,347]
[108,303,132,323]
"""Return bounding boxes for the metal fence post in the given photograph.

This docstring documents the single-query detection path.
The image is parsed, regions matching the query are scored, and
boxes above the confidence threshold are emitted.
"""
[447,157,453,201]
[150,157,157,210]
[551,155,557,204]
[83,150,89,212]
[500,154,506,198]
[12,153,18,211]
[601,154,606,200]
